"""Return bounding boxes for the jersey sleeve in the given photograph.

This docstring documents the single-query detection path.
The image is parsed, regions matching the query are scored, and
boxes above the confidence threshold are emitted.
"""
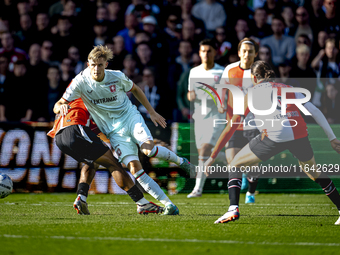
[188,69,194,91]
[62,76,82,102]
[221,65,230,85]
[119,71,134,92]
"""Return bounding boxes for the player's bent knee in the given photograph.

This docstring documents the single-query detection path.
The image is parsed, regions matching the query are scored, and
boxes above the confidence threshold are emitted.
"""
[122,155,139,169]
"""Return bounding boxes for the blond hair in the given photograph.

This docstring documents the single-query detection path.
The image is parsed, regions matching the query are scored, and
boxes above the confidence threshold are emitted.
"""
[296,44,310,54]
[88,45,113,62]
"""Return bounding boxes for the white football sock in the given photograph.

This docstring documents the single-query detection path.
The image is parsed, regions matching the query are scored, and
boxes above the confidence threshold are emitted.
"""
[193,158,208,192]
[135,197,149,205]
[148,146,182,165]
[246,191,255,196]
[134,169,173,206]
[78,194,87,202]
[228,205,239,211]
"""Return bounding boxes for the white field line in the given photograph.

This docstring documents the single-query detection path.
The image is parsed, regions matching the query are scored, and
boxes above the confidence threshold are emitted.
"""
[1,234,340,247]
[1,202,332,207]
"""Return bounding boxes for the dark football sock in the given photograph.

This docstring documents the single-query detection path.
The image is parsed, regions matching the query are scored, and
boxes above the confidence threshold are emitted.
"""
[127,185,144,203]
[315,173,340,210]
[247,176,259,194]
[77,183,89,197]
[228,169,242,206]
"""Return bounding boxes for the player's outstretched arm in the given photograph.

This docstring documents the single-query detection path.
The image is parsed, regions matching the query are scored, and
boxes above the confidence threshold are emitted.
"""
[130,84,167,128]
[54,98,70,116]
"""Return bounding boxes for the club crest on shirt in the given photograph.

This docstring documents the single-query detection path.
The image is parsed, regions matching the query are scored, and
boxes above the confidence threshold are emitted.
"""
[110,85,116,93]
[214,75,220,83]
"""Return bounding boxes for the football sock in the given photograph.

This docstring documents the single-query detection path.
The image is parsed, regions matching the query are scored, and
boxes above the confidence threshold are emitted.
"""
[315,173,340,210]
[126,185,148,205]
[148,146,182,165]
[134,169,173,206]
[228,169,242,206]
[77,182,89,202]
[247,176,259,194]
[193,157,208,192]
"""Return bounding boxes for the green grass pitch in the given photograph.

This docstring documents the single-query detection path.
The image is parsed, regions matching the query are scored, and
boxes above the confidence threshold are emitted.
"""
[1,193,340,255]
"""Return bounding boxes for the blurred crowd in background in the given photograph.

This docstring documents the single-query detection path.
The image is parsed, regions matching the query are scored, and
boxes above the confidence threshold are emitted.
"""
[0,0,339,124]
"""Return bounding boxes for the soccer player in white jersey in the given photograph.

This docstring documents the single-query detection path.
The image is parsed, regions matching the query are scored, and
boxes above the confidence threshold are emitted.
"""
[54,45,195,215]
[187,39,226,198]
[219,38,260,203]
[206,61,340,225]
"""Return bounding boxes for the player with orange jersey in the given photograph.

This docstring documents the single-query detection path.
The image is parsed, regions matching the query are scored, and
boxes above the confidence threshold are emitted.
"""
[219,38,260,203]
[48,98,163,215]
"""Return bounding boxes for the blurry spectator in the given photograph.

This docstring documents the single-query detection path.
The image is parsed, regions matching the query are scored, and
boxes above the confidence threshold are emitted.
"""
[59,57,75,89]
[257,44,278,75]
[291,44,316,78]
[168,40,193,95]
[49,0,69,18]
[135,41,156,73]
[117,14,139,54]
[304,0,325,34]
[15,14,34,51]
[294,6,313,45]
[0,56,9,121]
[276,60,299,87]
[27,43,49,81]
[61,0,79,17]
[225,0,254,28]
[322,0,340,37]
[109,35,128,70]
[142,15,157,37]
[122,54,142,84]
[311,30,329,59]
[233,19,251,45]
[136,67,169,120]
[263,0,283,24]
[45,65,64,121]
[296,34,312,49]
[261,15,296,67]
[311,38,340,106]
[181,19,200,53]
[214,26,232,66]
[41,40,59,66]
[135,31,151,45]
[17,0,31,16]
[0,32,28,72]
[32,12,52,44]
[107,0,125,36]
[125,0,160,23]
[51,15,76,61]
[0,0,18,31]
[67,46,84,74]
[92,21,109,46]
[191,0,226,35]
[312,38,340,80]
[96,6,108,22]
[291,44,317,97]
[250,7,273,43]
[1,60,32,121]
[176,52,201,122]
[162,13,181,58]
[321,83,340,123]
[281,6,296,36]
[180,0,205,37]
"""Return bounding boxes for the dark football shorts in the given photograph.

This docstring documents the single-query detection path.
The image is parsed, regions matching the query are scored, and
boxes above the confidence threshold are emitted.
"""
[226,129,260,149]
[249,134,314,162]
[55,125,109,163]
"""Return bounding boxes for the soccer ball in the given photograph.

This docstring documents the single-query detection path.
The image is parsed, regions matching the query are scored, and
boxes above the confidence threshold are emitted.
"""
[0,173,13,199]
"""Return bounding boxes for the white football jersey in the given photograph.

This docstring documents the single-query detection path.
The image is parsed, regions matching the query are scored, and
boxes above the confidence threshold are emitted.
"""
[188,63,225,120]
[62,68,138,135]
